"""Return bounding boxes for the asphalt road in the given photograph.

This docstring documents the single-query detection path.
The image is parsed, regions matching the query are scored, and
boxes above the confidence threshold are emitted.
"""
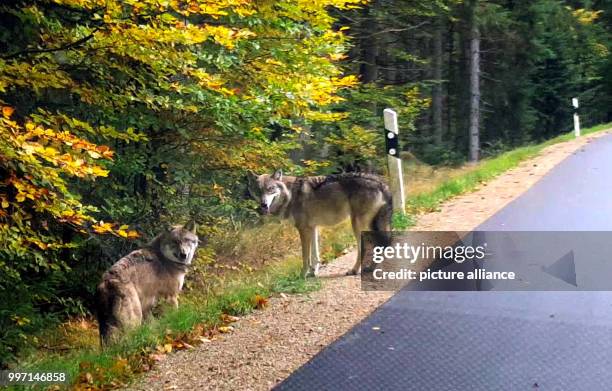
[275,133,612,391]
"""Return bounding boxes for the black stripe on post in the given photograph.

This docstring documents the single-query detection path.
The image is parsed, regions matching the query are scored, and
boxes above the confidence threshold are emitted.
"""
[385,130,400,157]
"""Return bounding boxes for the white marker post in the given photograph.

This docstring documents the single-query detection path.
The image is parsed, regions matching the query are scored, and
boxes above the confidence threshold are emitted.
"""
[572,97,581,137]
[383,109,405,214]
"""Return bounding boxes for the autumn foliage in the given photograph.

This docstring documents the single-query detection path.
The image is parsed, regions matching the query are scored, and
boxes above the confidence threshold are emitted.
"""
[0,0,364,363]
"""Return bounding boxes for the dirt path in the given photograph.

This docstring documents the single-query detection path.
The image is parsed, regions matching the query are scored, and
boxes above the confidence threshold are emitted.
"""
[128,130,610,391]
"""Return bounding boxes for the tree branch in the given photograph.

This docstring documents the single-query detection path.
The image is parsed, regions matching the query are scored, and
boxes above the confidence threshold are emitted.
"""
[362,22,429,38]
[2,27,101,60]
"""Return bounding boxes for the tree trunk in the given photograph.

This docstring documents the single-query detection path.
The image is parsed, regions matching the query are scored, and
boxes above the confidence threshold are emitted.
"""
[432,19,444,145]
[360,7,379,84]
[468,1,480,162]
[446,19,455,142]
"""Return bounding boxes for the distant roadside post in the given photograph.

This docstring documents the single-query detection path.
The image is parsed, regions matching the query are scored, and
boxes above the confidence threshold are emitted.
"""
[572,97,581,137]
[383,108,406,214]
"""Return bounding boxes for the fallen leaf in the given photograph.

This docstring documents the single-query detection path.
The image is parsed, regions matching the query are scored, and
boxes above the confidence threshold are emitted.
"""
[221,313,240,323]
[149,353,166,362]
[251,294,268,309]
[218,326,234,333]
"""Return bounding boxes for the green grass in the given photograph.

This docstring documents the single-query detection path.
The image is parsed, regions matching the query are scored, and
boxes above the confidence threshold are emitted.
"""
[407,123,612,214]
[392,212,415,230]
[11,122,611,389]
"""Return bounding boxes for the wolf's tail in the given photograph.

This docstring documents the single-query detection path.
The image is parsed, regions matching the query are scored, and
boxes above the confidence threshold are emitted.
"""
[370,189,393,247]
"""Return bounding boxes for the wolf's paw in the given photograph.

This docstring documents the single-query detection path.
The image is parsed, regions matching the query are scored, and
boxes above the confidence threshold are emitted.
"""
[345,269,359,276]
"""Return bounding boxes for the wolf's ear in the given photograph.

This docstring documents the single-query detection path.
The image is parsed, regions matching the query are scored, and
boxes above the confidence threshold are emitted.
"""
[272,169,283,181]
[246,170,258,183]
[184,220,197,234]
[246,171,259,195]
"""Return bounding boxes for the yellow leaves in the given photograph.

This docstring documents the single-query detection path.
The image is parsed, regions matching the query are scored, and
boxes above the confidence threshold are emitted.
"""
[332,75,358,88]
[267,0,363,29]
[197,5,229,17]
[92,222,114,234]
[118,22,253,50]
[86,165,110,177]
[265,58,284,67]
[329,53,348,61]
[6,119,116,180]
[0,0,362,275]
[177,0,256,18]
[95,145,114,159]
[303,111,349,122]
[11,315,31,327]
[190,69,237,95]
[11,177,43,203]
[50,0,104,11]
[156,343,173,353]
[572,8,602,25]
[203,25,256,49]
[92,221,139,239]
[233,6,257,17]
[57,208,88,225]
[0,61,73,94]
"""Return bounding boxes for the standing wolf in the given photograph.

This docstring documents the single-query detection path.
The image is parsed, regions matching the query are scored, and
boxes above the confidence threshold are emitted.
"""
[247,170,392,277]
[95,222,198,345]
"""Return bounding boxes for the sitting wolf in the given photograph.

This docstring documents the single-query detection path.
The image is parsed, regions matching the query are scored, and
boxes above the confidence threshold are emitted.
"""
[95,222,198,345]
[247,170,392,277]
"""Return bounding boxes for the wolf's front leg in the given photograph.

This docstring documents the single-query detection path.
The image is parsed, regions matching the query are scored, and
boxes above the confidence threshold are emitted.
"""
[298,227,313,278]
[348,217,364,275]
[310,227,320,276]
[168,295,179,309]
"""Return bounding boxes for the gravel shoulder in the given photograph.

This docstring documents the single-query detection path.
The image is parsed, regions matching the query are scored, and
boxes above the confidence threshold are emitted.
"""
[128,130,610,391]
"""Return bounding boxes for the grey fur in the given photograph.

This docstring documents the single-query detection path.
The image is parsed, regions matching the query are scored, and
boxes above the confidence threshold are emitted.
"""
[248,171,392,277]
[95,223,198,346]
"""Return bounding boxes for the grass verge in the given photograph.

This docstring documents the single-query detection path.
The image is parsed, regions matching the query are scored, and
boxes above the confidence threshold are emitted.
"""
[406,123,611,214]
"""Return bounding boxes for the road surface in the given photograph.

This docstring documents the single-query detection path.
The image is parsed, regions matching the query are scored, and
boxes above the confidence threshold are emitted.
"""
[276,133,612,390]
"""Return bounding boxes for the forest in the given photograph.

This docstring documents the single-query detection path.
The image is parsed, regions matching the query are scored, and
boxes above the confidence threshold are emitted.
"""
[0,0,611,368]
